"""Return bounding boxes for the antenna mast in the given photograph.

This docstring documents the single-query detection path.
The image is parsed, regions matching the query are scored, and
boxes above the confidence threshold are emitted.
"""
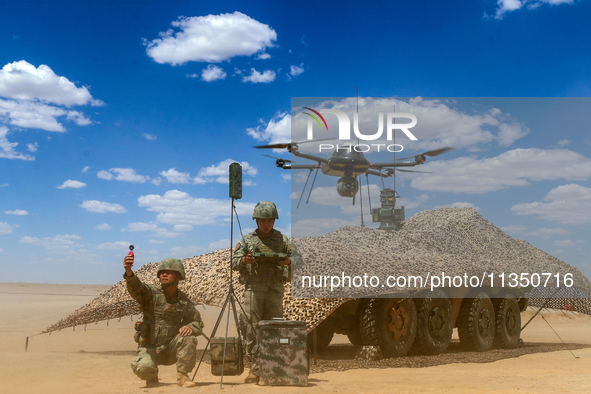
[356,87,364,227]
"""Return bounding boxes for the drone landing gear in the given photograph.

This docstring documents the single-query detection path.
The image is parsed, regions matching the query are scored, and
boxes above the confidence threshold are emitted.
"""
[296,168,320,208]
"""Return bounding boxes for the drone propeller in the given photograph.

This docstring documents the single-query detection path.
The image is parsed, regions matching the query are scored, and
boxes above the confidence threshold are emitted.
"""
[381,168,430,177]
[254,143,291,149]
[395,168,430,174]
[253,138,335,150]
[396,147,454,161]
[262,154,292,163]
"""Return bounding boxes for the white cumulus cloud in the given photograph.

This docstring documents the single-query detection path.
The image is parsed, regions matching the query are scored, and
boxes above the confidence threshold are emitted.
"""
[0,126,34,160]
[525,227,569,238]
[492,0,576,20]
[160,168,193,184]
[80,200,127,214]
[553,239,575,248]
[26,142,38,152]
[290,64,305,77]
[94,223,112,231]
[138,189,256,226]
[97,168,150,183]
[124,221,183,238]
[0,60,102,107]
[97,241,130,250]
[241,68,276,83]
[408,148,591,194]
[145,12,276,65]
[19,234,83,254]
[247,112,291,146]
[173,224,193,232]
[56,179,86,189]
[0,61,101,160]
[0,222,14,234]
[208,239,231,250]
[0,99,92,132]
[4,209,29,215]
[511,183,591,225]
[195,159,258,184]
[201,65,227,82]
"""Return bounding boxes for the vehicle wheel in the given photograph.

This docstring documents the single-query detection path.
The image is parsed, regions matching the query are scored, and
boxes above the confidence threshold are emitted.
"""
[411,291,453,355]
[308,319,334,351]
[457,292,495,352]
[517,297,528,312]
[359,297,417,357]
[347,331,363,347]
[493,294,521,349]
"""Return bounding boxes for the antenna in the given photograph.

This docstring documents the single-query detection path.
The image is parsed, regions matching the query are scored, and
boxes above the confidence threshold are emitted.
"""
[393,104,396,196]
[356,87,364,227]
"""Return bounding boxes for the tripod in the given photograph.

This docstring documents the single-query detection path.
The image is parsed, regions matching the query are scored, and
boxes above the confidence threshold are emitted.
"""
[192,198,256,388]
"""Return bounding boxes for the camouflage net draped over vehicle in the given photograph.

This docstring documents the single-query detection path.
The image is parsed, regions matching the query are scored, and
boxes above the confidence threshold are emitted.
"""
[44,208,591,334]
[291,208,591,298]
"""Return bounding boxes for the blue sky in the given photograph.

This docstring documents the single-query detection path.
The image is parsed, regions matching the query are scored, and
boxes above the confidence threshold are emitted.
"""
[1,0,591,284]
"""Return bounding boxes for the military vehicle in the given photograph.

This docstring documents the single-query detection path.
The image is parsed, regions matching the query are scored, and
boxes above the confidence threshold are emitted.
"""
[308,288,527,356]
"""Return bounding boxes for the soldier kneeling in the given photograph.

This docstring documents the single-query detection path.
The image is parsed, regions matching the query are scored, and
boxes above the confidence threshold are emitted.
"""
[123,256,204,388]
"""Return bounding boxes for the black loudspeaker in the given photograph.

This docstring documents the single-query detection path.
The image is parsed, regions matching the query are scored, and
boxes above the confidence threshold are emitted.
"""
[229,163,242,200]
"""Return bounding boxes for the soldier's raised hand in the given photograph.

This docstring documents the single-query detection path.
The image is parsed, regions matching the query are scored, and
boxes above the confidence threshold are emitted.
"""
[123,255,134,276]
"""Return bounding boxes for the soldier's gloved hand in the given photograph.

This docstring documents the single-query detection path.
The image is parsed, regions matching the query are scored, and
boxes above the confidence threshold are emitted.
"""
[242,252,256,265]
[179,325,193,337]
[278,256,291,266]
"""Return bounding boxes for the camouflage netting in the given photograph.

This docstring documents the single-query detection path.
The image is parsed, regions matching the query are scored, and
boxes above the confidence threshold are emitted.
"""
[292,208,591,298]
[44,208,591,334]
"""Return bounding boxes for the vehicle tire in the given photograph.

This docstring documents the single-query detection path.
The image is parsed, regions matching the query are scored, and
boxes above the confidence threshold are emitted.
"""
[308,319,334,351]
[347,331,363,347]
[411,291,453,355]
[517,297,528,312]
[457,292,495,352]
[359,297,417,357]
[493,294,521,349]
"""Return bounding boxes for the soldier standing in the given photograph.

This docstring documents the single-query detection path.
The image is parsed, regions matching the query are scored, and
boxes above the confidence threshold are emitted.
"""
[232,201,291,384]
[123,256,204,388]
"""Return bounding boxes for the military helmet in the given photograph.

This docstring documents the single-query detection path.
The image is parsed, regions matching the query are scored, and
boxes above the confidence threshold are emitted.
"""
[157,258,186,281]
[252,201,278,220]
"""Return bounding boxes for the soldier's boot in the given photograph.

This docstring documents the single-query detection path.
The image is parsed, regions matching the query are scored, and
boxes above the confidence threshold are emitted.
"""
[177,372,197,388]
[244,370,259,384]
[145,377,159,388]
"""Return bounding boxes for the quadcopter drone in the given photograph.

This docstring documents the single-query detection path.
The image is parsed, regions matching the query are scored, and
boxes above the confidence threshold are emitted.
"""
[255,141,452,201]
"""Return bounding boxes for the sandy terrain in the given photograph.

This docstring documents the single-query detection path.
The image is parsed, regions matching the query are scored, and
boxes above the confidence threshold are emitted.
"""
[1,282,590,394]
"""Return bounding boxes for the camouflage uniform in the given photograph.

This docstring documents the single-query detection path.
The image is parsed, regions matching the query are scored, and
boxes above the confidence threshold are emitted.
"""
[232,228,291,376]
[125,272,204,381]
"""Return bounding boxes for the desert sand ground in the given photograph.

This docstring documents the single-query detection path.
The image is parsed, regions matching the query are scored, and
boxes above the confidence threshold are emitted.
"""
[1,282,590,394]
